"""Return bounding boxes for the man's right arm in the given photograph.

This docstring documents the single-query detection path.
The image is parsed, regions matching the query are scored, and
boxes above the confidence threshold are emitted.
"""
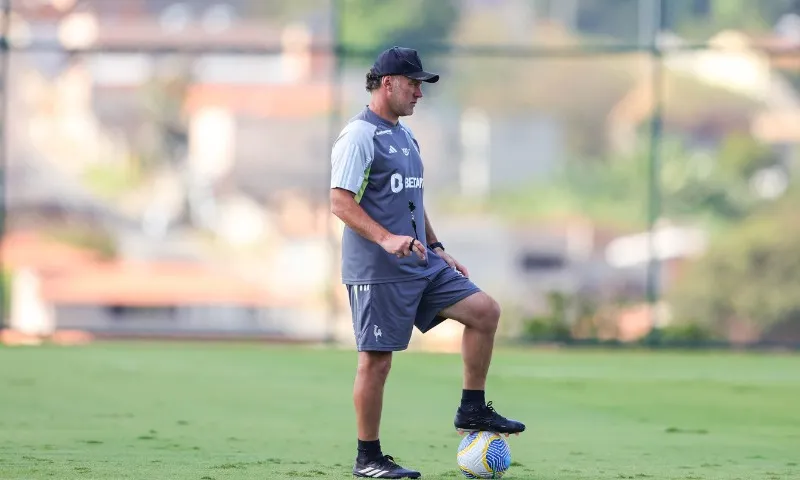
[330,188,390,246]
[331,188,425,260]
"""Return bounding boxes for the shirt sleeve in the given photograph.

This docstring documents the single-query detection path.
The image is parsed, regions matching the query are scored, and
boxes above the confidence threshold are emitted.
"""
[330,121,375,194]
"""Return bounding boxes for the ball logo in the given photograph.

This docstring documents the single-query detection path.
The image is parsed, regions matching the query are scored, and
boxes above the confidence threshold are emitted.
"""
[390,173,424,194]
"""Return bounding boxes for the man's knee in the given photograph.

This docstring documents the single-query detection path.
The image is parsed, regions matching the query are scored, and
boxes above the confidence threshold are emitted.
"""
[357,351,392,380]
[466,293,501,334]
[480,295,502,334]
[441,291,502,333]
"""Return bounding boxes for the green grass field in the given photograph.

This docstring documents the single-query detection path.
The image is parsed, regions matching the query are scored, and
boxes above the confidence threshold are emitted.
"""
[1,342,799,479]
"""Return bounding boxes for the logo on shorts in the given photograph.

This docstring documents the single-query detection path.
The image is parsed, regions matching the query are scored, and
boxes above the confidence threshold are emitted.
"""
[373,325,382,342]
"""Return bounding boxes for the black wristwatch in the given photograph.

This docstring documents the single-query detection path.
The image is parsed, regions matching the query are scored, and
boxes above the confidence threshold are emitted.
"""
[429,241,445,251]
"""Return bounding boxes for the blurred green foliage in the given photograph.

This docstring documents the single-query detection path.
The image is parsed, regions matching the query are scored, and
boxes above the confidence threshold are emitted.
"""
[521,292,574,342]
[502,128,797,346]
[46,226,118,261]
[666,193,800,341]
[579,0,797,41]
[82,161,144,201]
[446,132,782,232]
[339,0,460,56]
[0,269,10,321]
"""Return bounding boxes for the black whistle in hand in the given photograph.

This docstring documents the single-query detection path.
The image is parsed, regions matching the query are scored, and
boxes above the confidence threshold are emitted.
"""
[408,201,418,254]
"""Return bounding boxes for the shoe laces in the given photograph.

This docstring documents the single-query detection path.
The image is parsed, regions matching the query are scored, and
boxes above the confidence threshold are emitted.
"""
[484,400,505,419]
[376,454,401,469]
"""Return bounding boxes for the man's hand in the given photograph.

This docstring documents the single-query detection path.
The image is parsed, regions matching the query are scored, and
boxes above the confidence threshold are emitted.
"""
[380,234,427,261]
[434,247,470,277]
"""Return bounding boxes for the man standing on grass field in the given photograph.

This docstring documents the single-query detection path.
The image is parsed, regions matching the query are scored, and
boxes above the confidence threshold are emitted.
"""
[329,46,526,479]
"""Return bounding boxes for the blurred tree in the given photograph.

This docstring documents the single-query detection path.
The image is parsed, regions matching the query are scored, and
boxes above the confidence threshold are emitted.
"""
[572,0,797,41]
[462,131,784,231]
[664,0,798,39]
[666,193,800,342]
[339,0,460,55]
[717,132,778,179]
[139,67,192,171]
[661,133,781,223]
[1,270,10,321]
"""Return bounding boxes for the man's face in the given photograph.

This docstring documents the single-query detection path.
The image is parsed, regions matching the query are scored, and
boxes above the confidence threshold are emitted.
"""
[386,76,423,117]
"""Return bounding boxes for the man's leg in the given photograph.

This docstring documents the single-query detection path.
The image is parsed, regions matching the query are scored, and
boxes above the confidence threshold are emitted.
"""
[415,268,525,435]
[354,351,391,447]
[438,291,500,392]
[347,283,424,479]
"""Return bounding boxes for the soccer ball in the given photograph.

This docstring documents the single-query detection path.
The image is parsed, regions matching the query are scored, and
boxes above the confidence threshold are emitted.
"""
[456,431,512,478]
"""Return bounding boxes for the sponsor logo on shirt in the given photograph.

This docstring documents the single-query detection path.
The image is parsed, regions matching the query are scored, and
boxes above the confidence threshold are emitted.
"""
[390,173,424,193]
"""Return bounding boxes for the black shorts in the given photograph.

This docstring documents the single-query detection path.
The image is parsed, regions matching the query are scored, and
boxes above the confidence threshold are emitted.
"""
[346,266,481,352]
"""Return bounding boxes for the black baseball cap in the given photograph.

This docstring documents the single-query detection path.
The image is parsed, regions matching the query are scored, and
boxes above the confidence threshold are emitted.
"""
[370,46,440,83]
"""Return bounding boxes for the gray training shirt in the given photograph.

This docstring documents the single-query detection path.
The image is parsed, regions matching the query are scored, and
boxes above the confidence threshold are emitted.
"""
[331,106,444,285]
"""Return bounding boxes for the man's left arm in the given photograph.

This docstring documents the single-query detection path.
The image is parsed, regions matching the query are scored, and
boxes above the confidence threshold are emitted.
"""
[424,209,470,277]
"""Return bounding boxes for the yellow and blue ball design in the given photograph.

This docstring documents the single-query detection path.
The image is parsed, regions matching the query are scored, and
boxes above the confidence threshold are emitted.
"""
[456,431,512,478]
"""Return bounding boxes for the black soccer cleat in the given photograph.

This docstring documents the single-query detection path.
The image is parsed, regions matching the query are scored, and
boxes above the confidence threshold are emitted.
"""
[454,400,526,436]
[353,454,421,479]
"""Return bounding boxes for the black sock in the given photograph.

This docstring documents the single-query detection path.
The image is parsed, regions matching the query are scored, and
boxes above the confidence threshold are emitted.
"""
[357,439,382,462]
[461,389,485,407]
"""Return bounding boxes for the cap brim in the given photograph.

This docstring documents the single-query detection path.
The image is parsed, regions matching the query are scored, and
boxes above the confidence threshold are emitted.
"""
[406,71,439,83]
